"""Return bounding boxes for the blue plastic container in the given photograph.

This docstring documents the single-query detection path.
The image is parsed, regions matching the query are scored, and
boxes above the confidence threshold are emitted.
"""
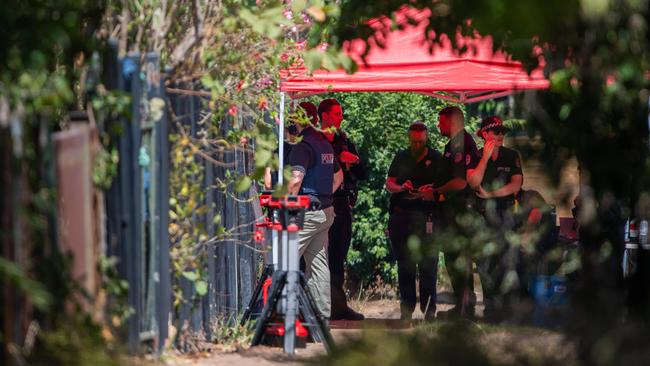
[532,275,568,326]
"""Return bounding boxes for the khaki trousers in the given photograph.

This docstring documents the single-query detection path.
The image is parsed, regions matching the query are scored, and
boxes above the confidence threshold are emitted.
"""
[299,206,335,318]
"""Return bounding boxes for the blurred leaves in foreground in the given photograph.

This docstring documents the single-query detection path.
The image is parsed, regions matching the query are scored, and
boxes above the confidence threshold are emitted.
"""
[318,320,577,366]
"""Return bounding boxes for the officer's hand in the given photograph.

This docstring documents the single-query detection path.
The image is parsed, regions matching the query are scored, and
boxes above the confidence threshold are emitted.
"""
[418,184,434,199]
[339,151,360,164]
[409,191,423,199]
[401,180,414,191]
[476,186,492,199]
[418,184,433,192]
[420,189,436,201]
[483,139,497,158]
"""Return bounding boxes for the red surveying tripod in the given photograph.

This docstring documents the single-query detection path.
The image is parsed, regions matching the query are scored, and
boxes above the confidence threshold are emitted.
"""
[242,193,334,354]
[240,191,281,322]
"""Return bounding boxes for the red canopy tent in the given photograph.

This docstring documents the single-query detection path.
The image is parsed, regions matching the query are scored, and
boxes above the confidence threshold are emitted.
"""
[280,7,549,103]
[276,7,550,184]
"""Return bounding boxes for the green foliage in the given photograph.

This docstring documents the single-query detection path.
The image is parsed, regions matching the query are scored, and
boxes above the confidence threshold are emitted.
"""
[319,321,494,366]
[0,0,103,71]
[92,147,120,190]
[27,314,123,366]
[321,92,477,283]
[319,321,578,366]
[237,0,357,74]
[0,0,103,113]
[210,316,256,350]
[99,256,134,327]
[0,1,115,363]
[168,133,209,309]
[0,257,52,311]
[91,90,132,121]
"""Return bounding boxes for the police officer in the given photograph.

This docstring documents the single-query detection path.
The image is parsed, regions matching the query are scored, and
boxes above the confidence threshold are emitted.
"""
[287,103,344,320]
[386,121,443,321]
[318,98,368,321]
[434,106,479,317]
[467,116,523,318]
[263,102,306,190]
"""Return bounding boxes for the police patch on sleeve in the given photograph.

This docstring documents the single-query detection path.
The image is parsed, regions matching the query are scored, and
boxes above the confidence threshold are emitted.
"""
[465,154,471,166]
[322,153,334,164]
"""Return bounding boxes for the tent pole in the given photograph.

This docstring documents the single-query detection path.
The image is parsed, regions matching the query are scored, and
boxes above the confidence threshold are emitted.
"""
[278,92,286,185]
[419,92,462,103]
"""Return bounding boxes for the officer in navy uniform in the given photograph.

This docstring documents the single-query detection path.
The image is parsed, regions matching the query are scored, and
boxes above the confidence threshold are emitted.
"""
[434,106,479,317]
[287,103,344,320]
[386,121,443,321]
[318,98,368,321]
[467,116,523,318]
[263,102,306,190]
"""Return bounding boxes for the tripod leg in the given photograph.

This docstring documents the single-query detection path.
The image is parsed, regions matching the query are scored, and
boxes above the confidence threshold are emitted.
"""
[283,227,303,354]
[251,271,287,346]
[241,265,274,326]
[297,287,322,342]
[298,273,335,352]
[284,271,299,354]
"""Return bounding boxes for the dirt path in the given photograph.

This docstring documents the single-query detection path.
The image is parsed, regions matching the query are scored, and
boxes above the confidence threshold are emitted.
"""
[160,299,412,366]
[159,284,575,366]
[159,294,520,366]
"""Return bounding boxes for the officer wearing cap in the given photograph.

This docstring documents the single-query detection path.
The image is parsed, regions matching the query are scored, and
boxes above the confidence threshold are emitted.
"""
[385,121,443,321]
[434,106,479,317]
[318,98,368,321]
[467,116,523,317]
[287,102,344,319]
[263,103,304,190]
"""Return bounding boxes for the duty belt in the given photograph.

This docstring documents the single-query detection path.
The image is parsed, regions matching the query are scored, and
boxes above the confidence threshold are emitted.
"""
[306,202,332,211]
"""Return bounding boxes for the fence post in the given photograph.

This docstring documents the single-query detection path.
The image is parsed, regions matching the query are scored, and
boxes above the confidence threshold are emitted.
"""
[115,52,144,354]
[157,66,172,353]
[204,139,216,339]
[237,115,255,316]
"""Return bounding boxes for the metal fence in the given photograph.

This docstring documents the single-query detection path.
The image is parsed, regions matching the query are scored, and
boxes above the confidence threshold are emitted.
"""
[103,43,172,352]
[103,41,260,352]
[167,87,260,338]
